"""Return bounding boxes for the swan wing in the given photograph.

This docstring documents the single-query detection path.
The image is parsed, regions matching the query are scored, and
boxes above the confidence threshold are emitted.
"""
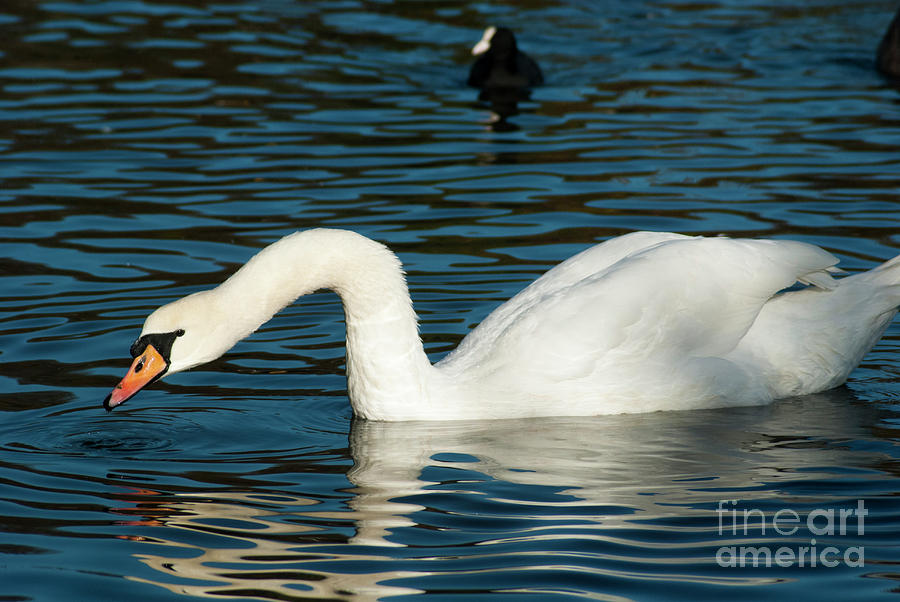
[440,236,839,388]
[444,231,691,364]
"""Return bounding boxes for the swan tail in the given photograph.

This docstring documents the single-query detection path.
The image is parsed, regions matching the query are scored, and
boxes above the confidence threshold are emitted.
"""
[848,251,900,311]
[736,251,900,399]
[866,252,900,282]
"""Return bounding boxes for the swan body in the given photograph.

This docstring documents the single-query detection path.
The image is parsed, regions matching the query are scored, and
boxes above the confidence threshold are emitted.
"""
[105,229,900,421]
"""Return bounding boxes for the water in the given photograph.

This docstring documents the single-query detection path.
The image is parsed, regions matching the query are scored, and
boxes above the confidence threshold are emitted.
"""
[2,0,900,599]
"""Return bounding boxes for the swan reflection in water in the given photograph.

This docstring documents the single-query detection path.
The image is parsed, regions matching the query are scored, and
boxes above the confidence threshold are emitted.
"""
[116,388,889,599]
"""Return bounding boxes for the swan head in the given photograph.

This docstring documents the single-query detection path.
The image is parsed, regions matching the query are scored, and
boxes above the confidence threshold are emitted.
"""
[104,289,239,410]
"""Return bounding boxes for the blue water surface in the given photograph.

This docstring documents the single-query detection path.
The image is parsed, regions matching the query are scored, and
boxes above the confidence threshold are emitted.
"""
[1,0,900,600]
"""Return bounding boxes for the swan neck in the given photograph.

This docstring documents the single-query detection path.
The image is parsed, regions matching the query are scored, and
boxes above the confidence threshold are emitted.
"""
[222,229,435,419]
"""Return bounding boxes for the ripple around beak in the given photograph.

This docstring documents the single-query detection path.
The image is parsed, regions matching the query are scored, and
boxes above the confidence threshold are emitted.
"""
[69,429,177,454]
[0,412,188,458]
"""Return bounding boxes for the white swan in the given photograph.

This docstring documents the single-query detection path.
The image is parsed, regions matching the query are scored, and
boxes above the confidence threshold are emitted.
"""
[104,229,900,420]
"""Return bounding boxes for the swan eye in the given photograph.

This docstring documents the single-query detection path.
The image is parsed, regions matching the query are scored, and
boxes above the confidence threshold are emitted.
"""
[130,329,185,359]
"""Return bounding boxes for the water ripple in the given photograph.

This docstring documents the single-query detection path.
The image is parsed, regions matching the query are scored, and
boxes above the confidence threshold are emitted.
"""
[1,0,899,600]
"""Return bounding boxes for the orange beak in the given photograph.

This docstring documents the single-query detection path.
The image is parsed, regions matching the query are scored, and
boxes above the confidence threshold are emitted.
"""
[104,344,168,410]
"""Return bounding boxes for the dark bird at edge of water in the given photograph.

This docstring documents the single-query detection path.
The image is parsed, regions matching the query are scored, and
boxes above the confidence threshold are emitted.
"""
[877,6,900,78]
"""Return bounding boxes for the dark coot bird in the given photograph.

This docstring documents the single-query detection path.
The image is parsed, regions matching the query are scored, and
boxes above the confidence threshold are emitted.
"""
[877,6,900,78]
[467,26,544,91]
